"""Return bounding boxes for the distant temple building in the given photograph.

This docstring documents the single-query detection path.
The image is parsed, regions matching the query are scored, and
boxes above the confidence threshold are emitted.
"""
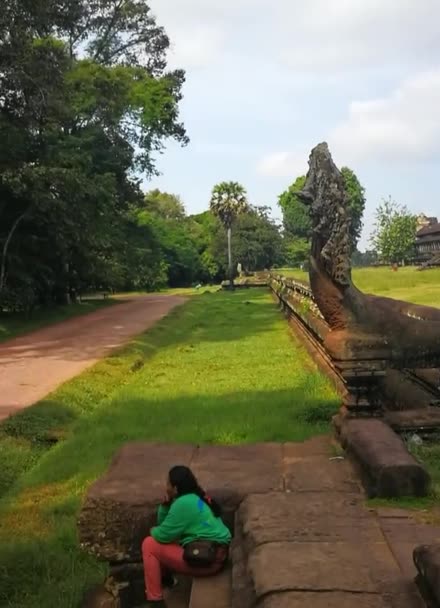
[415,214,440,266]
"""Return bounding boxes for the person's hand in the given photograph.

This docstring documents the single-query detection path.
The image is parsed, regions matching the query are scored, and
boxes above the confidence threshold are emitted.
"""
[161,493,172,506]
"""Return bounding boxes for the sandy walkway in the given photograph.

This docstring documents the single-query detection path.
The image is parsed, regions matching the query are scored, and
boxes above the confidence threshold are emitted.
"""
[0,295,185,421]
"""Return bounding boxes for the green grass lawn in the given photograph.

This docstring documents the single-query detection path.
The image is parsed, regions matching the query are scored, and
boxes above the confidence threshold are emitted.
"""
[0,298,118,344]
[276,266,440,308]
[0,289,338,608]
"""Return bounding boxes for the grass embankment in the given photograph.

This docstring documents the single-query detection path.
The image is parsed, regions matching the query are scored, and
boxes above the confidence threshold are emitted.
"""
[0,289,338,608]
[276,266,440,308]
[0,298,118,344]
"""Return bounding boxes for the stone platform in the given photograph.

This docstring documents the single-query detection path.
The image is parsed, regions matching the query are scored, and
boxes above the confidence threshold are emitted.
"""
[78,438,439,607]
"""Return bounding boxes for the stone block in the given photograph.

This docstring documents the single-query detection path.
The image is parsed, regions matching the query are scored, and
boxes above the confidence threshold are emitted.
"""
[189,567,231,608]
[336,418,430,497]
[248,540,401,599]
[238,492,383,550]
[414,543,440,605]
[283,443,360,493]
[78,442,286,563]
[231,520,254,608]
[192,443,283,529]
[260,591,424,608]
[260,592,390,608]
[78,443,196,562]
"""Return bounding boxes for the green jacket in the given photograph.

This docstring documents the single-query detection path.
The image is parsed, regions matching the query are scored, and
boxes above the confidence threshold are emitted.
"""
[151,493,231,546]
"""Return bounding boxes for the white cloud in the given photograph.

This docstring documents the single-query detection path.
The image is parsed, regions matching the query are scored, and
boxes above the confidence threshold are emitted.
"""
[273,0,440,72]
[149,0,230,68]
[258,68,440,175]
[257,151,309,178]
[166,26,226,69]
[150,0,440,73]
[330,70,440,162]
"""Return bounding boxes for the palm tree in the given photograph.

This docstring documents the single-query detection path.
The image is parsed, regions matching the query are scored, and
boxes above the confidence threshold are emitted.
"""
[210,181,249,288]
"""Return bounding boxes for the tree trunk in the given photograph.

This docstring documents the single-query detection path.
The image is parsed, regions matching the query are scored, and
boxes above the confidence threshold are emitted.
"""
[227,227,234,289]
[0,212,27,293]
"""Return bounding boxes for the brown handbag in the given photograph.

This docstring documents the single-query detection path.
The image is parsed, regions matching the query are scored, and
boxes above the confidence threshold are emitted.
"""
[183,540,218,567]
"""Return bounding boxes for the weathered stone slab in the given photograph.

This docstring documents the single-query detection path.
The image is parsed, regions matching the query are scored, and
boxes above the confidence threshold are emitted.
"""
[193,444,283,496]
[414,543,440,605]
[336,418,430,497]
[283,435,332,457]
[189,567,231,608]
[238,493,383,549]
[79,443,286,563]
[377,511,440,581]
[231,520,254,608]
[248,541,401,598]
[386,408,440,432]
[192,443,284,528]
[78,443,196,562]
[283,444,360,493]
[260,592,388,608]
[260,591,424,608]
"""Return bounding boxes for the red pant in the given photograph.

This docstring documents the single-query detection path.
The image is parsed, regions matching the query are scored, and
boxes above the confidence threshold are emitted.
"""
[142,536,227,601]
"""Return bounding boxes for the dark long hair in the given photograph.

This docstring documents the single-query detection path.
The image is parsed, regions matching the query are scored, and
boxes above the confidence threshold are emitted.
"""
[168,465,222,518]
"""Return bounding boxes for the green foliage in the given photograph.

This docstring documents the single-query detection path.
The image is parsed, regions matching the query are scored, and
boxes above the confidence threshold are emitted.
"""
[210,181,250,283]
[209,207,282,273]
[352,249,378,267]
[371,198,417,264]
[283,238,310,267]
[341,166,366,250]
[278,168,366,257]
[144,189,186,220]
[210,181,249,229]
[0,1,188,309]
[278,176,309,239]
[212,207,282,271]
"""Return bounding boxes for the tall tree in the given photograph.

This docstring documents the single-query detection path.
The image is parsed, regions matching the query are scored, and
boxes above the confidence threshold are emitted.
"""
[0,1,188,308]
[278,167,366,267]
[278,176,309,239]
[371,198,417,265]
[340,166,366,250]
[144,189,186,220]
[211,206,282,273]
[210,181,249,287]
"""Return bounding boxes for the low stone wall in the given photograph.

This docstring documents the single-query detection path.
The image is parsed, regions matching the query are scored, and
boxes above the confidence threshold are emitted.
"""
[221,274,269,289]
[334,416,430,498]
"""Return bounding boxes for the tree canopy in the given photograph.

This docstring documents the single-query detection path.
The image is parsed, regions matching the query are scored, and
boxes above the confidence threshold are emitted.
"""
[210,181,249,285]
[371,198,417,265]
[210,206,283,273]
[209,182,249,229]
[0,0,188,310]
[278,167,366,266]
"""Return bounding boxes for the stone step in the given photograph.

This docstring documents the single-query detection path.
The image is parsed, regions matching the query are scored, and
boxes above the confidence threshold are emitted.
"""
[164,575,192,608]
[189,566,231,608]
[386,407,440,433]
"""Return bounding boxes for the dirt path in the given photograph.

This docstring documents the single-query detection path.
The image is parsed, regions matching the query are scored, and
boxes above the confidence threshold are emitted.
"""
[0,295,186,422]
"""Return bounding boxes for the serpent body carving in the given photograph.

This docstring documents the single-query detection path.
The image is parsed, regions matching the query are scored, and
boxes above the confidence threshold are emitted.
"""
[299,143,440,367]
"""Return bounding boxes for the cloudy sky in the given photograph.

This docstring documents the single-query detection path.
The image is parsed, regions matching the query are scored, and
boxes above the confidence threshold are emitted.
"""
[147,0,440,250]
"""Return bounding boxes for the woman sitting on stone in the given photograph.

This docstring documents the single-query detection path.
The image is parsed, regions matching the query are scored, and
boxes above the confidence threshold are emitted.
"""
[141,465,231,606]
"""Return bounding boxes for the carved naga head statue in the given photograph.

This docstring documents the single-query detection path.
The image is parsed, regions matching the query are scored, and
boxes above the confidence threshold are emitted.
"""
[296,142,440,369]
[298,142,352,289]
